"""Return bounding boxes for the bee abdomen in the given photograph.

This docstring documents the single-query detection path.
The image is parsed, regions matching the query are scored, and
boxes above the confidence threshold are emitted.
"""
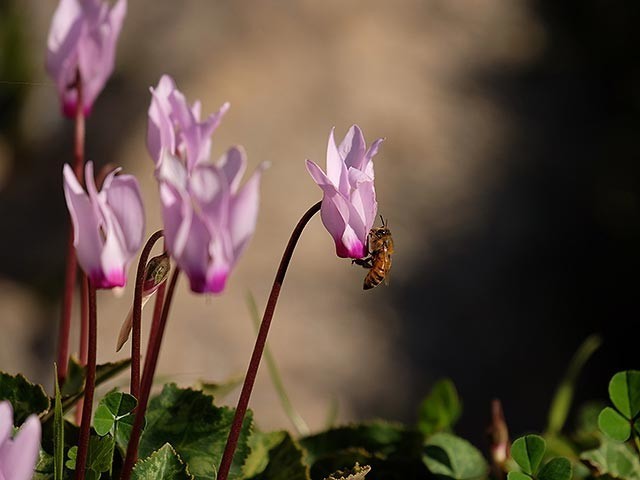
[363,265,386,290]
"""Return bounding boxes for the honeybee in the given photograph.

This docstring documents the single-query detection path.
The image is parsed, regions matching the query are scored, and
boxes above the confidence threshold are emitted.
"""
[353,216,394,290]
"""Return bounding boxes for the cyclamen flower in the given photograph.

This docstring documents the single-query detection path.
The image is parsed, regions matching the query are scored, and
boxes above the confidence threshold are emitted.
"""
[63,161,145,288]
[147,74,229,173]
[306,125,383,258]
[147,75,266,294]
[0,401,41,480]
[46,0,127,117]
[158,149,267,293]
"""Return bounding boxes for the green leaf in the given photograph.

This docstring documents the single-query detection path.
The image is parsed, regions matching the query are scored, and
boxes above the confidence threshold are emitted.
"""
[42,358,132,424]
[93,391,137,452]
[33,450,55,480]
[538,458,572,480]
[133,443,194,480]
[53,365,64,480]
[323,463,372,480]
[0,372,49,424]
[243,431,287,478]
[418,379,462,436]
[510,435,546,475]
[609,371,640,419]
[507,471,531,480]
[249,432,310,480]
[599,407,631,442]
[423,432,488,480]
[139,383,253,480]
[196,377,243,400]
[65,435,115,477]
[581,439,640,480]
[547,334,601,435]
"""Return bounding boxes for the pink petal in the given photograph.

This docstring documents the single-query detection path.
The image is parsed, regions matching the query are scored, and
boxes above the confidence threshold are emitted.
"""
[159,181,191,259]
[325,128,350,194]
[147,75,178,166]
[217,145,247,194]
[339,125,366,171]
[363,137,384,178]
[1,415,41,480]
[177,211,212,293]
[188,164,229,232]
[63,164,104,279]
[348,167,377,232]
[229,161,268,262]
[0,402,12,446]
[105,174,145,257]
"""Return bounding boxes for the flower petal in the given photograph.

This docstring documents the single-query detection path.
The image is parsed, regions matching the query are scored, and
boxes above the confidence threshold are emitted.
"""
[147,75,178,167]
[229,160,269,262]
[105,173,145,256]
[63,164,104,279]
[217,145,247,194]
[0,414,41,480]
[325,127,350,194]
[339,125,366,171]
[0,401,12,446]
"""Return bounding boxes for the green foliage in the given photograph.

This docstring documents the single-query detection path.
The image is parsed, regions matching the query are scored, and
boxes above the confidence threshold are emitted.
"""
[133,444,194,480]
[511,435,546,475]
[301,421,426,479]
[139,383,253,480]
[66,435,116,480]
[597,370,640,443]
[423,432,488,480]
[93,390,137,451]
[33,450,56,480]
[581,439,640,480]
[323,463,371,480]
[418,379,462,437]
[247,432,309,480]
[0,371,49,424]
[508,435,572,480]
[546,335,601,435]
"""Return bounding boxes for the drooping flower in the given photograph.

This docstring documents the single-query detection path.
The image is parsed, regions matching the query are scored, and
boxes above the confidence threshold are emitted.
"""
[46,0,127,117]
[158,148,267,293]
[63,161,145,288]
[146,75,266,294]
[0,401,41,480]
[306,125,383,259]
[147,74,229,173]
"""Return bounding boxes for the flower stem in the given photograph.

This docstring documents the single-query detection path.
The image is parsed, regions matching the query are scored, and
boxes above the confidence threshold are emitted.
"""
[74,281,96,480]
[120,268,181,480]
[131,230,164,399]
[74,274,89,425]
[57,71,85,385]
[217,201,321,480]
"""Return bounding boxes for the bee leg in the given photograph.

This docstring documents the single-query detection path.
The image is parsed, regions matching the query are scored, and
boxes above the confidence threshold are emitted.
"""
[352,256,373,269]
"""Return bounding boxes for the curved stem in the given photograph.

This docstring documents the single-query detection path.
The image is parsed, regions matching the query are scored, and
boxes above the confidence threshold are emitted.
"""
[217,201,321,480]
[131,230,164,399]
[120,268,181,480]
[57,71,85,385]
[74,281,96,480]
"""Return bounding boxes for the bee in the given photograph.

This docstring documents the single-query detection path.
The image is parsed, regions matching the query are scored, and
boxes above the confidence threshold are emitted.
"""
[353,216,394,290]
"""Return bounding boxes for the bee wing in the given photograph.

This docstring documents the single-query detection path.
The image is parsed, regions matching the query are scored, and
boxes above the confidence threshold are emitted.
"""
[382,245,392,286]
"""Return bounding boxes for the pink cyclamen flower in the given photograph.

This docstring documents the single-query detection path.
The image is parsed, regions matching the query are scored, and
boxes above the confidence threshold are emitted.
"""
[147,75,266,293]
[63,161,145,288]
[46,0,127,117]
[147,74,229,173]
[158,148,267,293]
[0,401,41,480]
[306,125,384,259]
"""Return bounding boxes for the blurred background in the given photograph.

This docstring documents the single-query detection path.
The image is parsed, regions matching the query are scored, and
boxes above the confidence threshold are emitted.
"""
[1,0,639,450]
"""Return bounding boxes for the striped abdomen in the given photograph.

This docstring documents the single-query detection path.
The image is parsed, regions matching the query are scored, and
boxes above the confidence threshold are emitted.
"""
[363,253,392,290]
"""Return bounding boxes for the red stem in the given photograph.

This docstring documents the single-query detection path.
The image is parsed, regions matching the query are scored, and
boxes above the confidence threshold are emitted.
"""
[120,268,181,480]
[217,201,321,480]
[74,274,89,425]
[74,282,96,480]
[57,71,85,385]
[131,230,165,399]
